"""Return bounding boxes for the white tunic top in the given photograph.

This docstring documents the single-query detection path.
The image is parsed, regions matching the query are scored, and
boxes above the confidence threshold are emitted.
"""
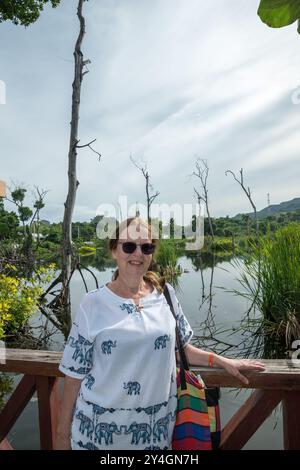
[59,283,193,450]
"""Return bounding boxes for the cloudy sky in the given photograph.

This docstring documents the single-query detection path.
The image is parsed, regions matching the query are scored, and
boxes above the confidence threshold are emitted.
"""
[1,0,300,223]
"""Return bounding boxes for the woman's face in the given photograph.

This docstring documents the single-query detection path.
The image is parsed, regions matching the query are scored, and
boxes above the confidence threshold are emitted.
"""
[111,223,154,280]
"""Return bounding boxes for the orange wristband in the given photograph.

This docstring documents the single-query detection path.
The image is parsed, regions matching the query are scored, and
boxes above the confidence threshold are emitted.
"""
[208,353,214,368]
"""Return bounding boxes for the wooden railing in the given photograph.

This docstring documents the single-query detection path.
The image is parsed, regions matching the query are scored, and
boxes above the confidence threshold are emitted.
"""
[1,350,300,450]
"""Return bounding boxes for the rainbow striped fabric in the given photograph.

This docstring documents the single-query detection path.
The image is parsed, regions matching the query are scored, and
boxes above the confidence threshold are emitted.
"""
[172,369,221,450]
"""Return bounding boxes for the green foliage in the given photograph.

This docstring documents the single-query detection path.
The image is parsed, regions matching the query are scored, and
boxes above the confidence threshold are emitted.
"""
[78,245,96,257]
[0,264,55,339]
[210,237,234,252]
[11,188,26,203]
[0,374,13,411]
[234,223,300,358]
[0,0,61,26]
[18,205,33,223]
[156,241,178,269]
[0,199,19,240]
[10,187,33,224]
[72,222,95,241]
[258,0,300,34]
[155,241,182,282]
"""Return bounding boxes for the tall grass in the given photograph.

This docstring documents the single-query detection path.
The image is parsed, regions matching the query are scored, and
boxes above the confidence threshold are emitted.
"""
[233,223,300,358]
[155,241,182,282]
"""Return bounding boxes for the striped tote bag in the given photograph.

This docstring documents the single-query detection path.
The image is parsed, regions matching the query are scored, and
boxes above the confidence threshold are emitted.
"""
[172,368,212,450]
[163,285,221,450]
[172,368,221,450]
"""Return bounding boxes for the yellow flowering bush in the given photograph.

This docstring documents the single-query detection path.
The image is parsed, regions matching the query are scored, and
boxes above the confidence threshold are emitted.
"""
[0,264,56,339]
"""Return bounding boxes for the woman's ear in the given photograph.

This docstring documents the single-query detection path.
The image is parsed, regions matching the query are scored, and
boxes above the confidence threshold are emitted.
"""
[111,248,117,260]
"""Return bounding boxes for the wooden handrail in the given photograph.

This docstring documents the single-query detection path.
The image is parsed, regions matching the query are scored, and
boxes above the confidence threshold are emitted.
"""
[1,349,300,389]
[1,349,300,450]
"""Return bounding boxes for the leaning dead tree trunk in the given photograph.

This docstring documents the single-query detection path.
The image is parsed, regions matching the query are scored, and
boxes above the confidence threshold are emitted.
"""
[225,167,261,318]
[33,0,100,337]
[61,0,90,334]
[225,168,259,236]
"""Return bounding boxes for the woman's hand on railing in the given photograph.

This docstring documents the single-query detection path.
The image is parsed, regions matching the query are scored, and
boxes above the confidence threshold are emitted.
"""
[215,357,266,385]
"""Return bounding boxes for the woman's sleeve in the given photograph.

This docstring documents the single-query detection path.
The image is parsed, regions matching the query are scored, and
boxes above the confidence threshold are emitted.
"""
[59,300,94,379]
[167,284,193,351]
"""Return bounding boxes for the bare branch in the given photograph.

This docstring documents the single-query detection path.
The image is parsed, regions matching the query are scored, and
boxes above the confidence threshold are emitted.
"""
[192,158,214,238]
[76,263,88,293]
[78,263,99,289]
[76,139,101,161]
[76,138,96,148]
[39,306,63,331]
[130,155,159,222]
[225,168,258,231]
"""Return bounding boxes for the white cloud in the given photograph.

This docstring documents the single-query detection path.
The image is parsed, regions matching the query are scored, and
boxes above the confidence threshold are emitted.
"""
[0,0,299,222]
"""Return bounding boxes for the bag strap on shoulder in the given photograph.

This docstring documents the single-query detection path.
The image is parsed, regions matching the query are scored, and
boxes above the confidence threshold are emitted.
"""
[163,284,189,389]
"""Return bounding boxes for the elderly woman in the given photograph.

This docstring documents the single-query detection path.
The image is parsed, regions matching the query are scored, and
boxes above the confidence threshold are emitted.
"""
[55,217,265,450]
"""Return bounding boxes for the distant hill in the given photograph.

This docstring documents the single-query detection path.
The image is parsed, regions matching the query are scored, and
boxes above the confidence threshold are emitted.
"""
[234,197,300,220]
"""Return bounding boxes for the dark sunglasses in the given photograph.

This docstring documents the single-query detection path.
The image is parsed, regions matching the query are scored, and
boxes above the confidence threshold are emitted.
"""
[118,241,156,255]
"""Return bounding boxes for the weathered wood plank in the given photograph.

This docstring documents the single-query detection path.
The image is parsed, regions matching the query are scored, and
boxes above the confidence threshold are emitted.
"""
[36,377,62,450]
[1,350,300,389]
[197,368,300,390]
[220,389,283,450]
[282,391,300,450]
[0,349,64,377]
[0,375,36,443]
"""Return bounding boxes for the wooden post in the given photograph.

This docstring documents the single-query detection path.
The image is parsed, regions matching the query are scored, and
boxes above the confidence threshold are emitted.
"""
[36,377,62,450]
[282,391,300,450]
[220,389,282,450]
[0,375,36,443]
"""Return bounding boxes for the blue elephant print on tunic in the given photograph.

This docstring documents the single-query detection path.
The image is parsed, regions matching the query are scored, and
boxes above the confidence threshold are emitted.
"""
[154,334,171,350]
[94,422,121,446]
[76,410,94,439]
[67,366,90,374]
[120,303,138,315]
[84,373,95,390]
[123,381,141,395]
[91,403,116,415]
[124,422,152,445]
[76,440,100,450]
[145,445,169,450]
[101,340,117,354]
[177,314,192,344]
[153,413,172,443]
[67,334,94,369]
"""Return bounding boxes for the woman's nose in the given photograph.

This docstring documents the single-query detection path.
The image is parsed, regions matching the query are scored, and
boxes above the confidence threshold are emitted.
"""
[134,245,143,254]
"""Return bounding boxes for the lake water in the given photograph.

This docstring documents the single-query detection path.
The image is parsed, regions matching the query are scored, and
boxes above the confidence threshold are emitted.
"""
[6,255,283,449]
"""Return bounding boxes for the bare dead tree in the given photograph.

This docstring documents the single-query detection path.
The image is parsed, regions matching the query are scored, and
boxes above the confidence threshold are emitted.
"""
[190,159,218,334]
[225,168,259,236]
[50,0,100,336]
[130,156,160,223]
[225,168,261,320]
[192,159,214,239]
[30,187,49,246]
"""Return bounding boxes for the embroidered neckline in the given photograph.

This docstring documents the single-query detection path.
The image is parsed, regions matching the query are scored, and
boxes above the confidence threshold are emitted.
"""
[103,284,157,305]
